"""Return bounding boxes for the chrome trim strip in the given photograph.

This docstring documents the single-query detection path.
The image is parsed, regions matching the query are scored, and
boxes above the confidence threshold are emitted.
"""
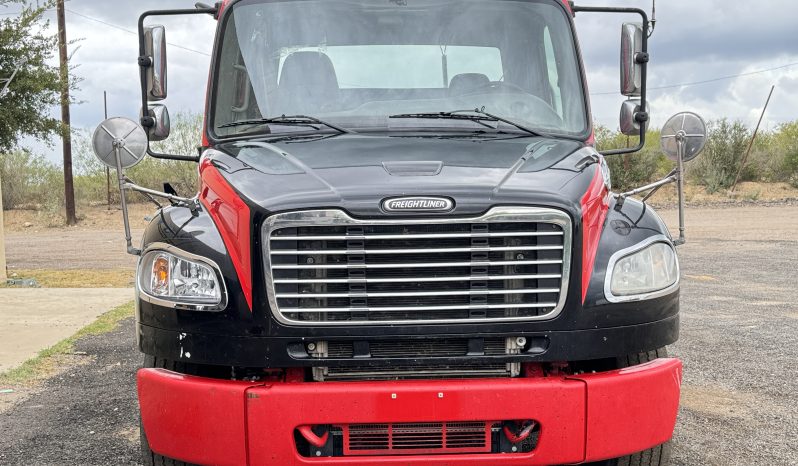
[270,245,563,255]
[274,274,562,284]
[280,303,558,313]
[271,259,563,270]
[136,242,228,312]
[603,234,681,304]
[276,288,561,299]
[270,231,564,241]
[262,207,572,326]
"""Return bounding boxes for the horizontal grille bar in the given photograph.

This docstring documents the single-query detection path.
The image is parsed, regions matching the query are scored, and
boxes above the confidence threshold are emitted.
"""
[271,231,563,241]
[272,259,562,270]
[276,288,560,299]
[270,245,563,255]
[281,303,557,313]
[274,274,562,284]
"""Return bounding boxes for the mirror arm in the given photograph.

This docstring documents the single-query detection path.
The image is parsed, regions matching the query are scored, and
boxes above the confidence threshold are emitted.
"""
[123,181,201,214]
[138,8,216,163]
[573,5,649,157]
[641,168,677,203]
[614,174,677,211]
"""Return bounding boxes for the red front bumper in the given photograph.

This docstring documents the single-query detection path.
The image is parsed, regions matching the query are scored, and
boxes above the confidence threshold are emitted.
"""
[138,358,682,466]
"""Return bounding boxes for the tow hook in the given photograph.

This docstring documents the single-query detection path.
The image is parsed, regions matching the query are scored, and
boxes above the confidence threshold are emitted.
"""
[502,420,536,443]
[297,425,329,447]
[297,425,333,457]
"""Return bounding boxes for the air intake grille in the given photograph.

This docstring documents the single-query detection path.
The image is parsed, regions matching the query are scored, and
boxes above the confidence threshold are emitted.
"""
[342,421,493,456]
[263,208,571,326]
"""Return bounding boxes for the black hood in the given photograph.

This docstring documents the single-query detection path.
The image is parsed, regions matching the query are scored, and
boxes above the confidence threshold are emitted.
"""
[207,133,598,219]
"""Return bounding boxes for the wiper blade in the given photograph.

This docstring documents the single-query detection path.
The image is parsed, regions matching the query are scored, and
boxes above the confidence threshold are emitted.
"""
[389,111,496,129]
[218,115,353,134]
[389,108,542,137]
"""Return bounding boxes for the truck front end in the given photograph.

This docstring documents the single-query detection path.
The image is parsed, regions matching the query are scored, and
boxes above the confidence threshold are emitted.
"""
[118,1,689,464]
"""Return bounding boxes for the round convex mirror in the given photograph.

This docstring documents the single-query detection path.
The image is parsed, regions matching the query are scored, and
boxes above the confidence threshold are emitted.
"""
[660,112,708,163]
[92,117,149,170]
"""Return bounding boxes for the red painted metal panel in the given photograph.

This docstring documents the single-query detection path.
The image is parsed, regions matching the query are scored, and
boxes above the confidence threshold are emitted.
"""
[199,160,253,310]
[580,165,610,302]
[575,358,683,462]
[137,369,258,466]
[137,360,682,465]
[246,378,586,465]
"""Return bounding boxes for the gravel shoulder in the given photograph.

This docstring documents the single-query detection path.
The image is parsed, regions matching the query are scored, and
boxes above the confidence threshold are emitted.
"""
[0,318,141,466]
[0,204,796,465]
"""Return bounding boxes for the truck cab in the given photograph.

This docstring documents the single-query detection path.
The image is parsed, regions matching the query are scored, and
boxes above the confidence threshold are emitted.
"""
[111,1,687,465]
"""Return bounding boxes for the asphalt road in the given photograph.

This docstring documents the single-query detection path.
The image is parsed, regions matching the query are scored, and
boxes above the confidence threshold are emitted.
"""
[1,205,797,465]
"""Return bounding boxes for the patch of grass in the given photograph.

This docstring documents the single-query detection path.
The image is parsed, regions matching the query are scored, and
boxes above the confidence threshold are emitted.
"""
[3,269,134,288]
[743,189,762,202]
[0,302,135,385]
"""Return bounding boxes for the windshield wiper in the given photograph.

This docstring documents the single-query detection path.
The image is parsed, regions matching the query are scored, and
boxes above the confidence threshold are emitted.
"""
[218,115,353,135]
[389,108,542,137]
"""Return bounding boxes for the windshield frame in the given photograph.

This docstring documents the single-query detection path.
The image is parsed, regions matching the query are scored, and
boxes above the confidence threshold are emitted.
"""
[206,0,592,144]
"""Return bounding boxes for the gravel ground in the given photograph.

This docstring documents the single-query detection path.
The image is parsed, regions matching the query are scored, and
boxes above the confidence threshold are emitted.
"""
[0,205,797,465]
[0,319,141,465]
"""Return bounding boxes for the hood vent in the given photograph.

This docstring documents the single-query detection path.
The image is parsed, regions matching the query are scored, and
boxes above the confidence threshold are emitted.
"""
[382,161,443,176]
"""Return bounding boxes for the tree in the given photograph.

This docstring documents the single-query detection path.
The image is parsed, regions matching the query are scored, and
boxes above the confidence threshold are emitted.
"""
[0,1,62,152]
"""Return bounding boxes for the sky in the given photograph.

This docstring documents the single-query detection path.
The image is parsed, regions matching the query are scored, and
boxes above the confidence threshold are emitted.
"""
[3,0,798,163]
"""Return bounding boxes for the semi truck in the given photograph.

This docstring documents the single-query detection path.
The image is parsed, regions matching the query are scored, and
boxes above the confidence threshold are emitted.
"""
[92,0,706,464]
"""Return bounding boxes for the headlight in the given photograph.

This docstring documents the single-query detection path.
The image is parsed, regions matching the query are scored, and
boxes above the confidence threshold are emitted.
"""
[138,246,226,311]
[605,237,679,302]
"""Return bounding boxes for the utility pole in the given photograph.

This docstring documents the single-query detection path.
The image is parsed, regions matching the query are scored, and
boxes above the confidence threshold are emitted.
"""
[57,0,77,225]
[104,91,111,209]
[731,85,775,192]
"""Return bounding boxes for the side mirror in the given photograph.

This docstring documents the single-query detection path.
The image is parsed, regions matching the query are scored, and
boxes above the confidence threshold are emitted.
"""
[141,104,171,141]
[144,25,167,101]
[620,22,643,97]
[619,99,649,136]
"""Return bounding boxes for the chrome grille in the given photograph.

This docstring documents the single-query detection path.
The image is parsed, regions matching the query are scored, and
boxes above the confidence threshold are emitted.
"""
[263,208,572,326]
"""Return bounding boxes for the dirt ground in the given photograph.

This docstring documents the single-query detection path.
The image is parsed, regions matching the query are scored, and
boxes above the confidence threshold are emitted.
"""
[1,201,797,465]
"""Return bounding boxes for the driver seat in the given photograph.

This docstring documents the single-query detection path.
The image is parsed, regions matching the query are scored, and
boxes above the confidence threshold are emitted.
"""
[272,51,340,115]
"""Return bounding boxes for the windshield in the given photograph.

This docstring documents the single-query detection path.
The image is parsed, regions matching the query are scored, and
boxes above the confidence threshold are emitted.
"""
[212,0,587,138]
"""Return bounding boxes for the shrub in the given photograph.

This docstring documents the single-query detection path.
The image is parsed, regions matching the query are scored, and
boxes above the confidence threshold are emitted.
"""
[688,119,751,193]
[0,150,63,210]
[594,125,670,192]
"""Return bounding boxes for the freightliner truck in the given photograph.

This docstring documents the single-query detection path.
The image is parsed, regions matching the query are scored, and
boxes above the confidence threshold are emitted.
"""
[91,0,708,464]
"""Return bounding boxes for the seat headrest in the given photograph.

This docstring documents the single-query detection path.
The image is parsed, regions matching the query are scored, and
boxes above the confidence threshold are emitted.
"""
[449,73,490,94]
[279,51,339,91]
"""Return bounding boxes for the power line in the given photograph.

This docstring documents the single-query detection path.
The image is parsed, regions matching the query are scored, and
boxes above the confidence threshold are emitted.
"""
[2,8,211,56]
[591,61,798,96]
[65,9,211,57]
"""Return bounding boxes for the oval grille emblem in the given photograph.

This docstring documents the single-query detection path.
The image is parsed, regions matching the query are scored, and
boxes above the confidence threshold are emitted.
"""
[382,197,454,213]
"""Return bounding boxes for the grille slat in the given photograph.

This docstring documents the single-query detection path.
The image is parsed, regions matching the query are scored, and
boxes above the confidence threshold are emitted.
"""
[280,303,558,313]
[271,245,563,255]
[271,259,563,270]
[274,274,561,284]
[271,231,563,241]
[263,208,571,326]
[276,288,560,299]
